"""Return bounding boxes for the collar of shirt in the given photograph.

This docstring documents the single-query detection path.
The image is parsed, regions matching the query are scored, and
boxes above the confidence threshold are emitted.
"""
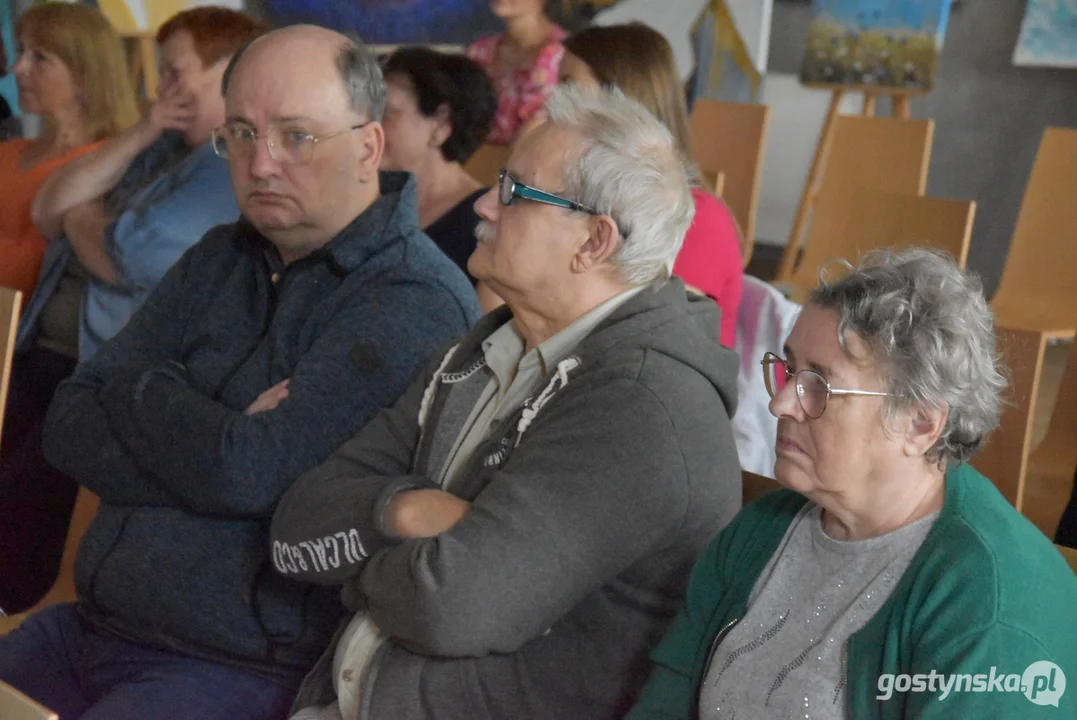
[481,285,647,394]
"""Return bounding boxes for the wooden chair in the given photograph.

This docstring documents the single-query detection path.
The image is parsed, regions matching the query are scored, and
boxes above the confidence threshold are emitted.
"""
[0,488,100,636]
[0,287,22,456]
[971,129,1077,509]
[776,114,934,285]
[688,100,771,266]
[463,144,511,188]
[1057,544,1077,576]
[0,681,58,720]
[786,188,975,304]
[990,128,1077,335]
[1020,340,1077,537]
[743,470,781,505]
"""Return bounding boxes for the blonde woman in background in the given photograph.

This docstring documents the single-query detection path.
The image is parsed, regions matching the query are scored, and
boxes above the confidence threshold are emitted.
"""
[0,2,138,300]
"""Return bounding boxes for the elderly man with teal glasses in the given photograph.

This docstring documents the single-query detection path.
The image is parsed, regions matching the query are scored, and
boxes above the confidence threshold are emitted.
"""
[271,84,744,720]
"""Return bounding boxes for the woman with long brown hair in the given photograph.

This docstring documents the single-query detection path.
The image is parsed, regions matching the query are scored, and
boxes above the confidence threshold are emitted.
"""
[557,22,743,348]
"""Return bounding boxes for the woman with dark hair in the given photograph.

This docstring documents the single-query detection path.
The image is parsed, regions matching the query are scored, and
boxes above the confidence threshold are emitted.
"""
[557,23,743,348]
[467,0,565,145]
[382,47,497,283]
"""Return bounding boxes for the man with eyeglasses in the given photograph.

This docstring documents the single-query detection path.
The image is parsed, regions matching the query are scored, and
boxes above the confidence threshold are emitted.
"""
[0,25,480,720]
[272,84,742,720]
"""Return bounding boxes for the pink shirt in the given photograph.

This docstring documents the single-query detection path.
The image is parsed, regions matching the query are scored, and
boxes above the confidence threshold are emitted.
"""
[467,26,567,146]
[673,189,744,348]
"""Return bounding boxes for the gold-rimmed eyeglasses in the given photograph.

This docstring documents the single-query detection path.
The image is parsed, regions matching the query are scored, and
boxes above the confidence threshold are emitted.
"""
[761,351,891,419]
[211,122,370,166]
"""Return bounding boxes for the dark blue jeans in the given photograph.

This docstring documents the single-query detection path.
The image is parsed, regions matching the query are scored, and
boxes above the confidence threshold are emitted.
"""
[0,604,296,720]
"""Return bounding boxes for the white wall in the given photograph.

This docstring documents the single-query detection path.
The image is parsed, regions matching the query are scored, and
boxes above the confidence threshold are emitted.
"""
[754,74,864,246]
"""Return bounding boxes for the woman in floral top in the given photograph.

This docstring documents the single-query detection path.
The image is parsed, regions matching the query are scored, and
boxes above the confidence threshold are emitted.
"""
[467,0,566,146]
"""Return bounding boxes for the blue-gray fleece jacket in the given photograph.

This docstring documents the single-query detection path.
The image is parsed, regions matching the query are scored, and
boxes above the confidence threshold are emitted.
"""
[271,280,744,718]
[43,171,481,685]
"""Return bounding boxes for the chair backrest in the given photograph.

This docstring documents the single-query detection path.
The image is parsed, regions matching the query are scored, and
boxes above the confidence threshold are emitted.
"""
[743,470,782,505]
[1057,544,1077,576]
[0,681,58,720]
[463,143,511,188]
[788,188,975,303]
[689,100,771,266]
[991,128,1077,331]
[0,287,23,456]
[780,115,934,283]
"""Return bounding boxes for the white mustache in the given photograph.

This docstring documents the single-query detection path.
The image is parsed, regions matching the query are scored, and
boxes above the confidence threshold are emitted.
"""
[474,221,496,244]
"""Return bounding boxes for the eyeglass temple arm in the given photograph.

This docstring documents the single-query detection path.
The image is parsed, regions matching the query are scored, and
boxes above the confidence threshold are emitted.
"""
[828,389,891,398]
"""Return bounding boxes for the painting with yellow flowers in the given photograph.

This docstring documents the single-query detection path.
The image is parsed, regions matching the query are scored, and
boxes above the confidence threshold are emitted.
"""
[800,0,952,91]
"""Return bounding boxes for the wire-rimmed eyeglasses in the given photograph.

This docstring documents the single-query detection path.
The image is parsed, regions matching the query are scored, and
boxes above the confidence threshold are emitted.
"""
[761,351,892,419]
[211,122,370,165]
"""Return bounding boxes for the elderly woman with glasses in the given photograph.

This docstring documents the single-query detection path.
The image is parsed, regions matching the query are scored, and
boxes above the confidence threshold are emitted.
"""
[627,248,1077,719]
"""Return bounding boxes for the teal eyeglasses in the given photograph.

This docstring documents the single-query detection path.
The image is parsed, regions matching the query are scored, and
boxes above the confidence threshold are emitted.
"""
[498,169,596,214]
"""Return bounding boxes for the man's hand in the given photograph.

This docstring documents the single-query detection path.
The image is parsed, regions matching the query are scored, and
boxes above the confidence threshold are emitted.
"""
[384,489,471,538]
[245,379,290,415]
[147,83,196,134]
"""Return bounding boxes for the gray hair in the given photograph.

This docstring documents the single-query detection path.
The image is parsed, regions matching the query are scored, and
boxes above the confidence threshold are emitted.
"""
[543,84,695,286]
[809,248,1006,467]
[221,31,385,122]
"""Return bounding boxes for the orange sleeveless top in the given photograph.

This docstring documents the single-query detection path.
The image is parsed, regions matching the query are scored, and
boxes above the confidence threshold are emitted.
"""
[0,138,101,299]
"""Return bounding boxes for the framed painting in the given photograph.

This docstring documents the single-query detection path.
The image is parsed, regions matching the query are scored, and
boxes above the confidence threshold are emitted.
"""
[1014,0,1077,68]
[799,0,953,92]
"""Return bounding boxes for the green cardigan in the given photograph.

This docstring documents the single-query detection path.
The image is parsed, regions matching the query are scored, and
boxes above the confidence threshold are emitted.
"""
[626,464,1077,718]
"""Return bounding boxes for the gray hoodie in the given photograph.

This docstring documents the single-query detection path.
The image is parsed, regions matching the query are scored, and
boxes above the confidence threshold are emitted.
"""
[271,279,743,719]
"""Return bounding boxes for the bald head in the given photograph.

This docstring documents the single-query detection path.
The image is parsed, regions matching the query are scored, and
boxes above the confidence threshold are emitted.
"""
[218,23,387,263]
[222,25,385,122]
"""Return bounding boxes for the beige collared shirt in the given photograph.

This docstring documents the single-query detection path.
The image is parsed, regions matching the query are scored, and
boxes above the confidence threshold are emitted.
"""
[438,285,646,490]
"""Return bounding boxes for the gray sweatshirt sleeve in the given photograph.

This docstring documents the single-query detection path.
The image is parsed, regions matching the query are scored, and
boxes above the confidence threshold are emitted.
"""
[269,352,444,584]
[358,377,695,658]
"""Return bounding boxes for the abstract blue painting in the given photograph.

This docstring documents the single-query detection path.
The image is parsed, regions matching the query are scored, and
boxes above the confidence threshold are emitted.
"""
[1014,0,1077,68]
[266,0,499,45]
[800,0,952,90]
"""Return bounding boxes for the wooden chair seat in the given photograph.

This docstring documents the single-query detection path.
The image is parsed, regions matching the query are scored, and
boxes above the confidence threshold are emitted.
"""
[0,680,57,720]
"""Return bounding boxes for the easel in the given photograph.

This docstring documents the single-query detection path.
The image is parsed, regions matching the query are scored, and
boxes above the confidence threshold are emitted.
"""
[776,84,925,281]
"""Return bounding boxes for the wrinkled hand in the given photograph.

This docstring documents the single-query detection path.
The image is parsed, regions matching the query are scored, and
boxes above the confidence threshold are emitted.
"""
[245,379,290,415]
[384,489,471,538]
[147,83,196,133]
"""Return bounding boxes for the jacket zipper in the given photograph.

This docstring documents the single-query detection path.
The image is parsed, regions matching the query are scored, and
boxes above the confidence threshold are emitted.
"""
[697,617,739,718]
